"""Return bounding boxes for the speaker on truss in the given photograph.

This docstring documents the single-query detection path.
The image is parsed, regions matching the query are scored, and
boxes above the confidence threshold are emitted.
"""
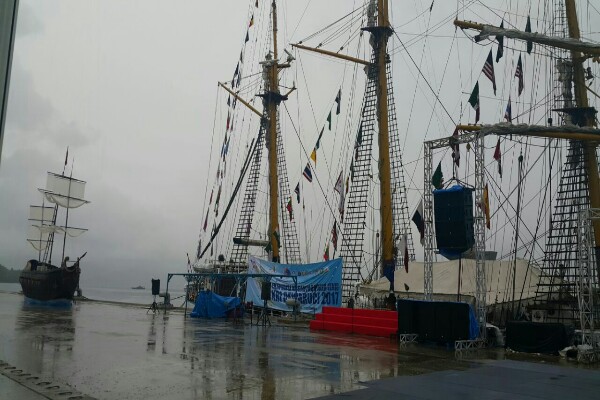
[261,281,272,301]
[433,185,474,260]
[151,279,160,296]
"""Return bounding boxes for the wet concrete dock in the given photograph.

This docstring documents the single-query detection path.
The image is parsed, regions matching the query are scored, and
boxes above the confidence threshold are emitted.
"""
[0,291,598,399]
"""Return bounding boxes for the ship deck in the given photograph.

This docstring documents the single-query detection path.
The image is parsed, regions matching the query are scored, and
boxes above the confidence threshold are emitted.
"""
[0,290,598,399]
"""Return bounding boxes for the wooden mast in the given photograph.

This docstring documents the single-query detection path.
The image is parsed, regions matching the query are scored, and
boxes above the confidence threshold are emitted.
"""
[565,0,600,270]
[293,0,397,274]
[375,0,395,275]
[267,0,281,262]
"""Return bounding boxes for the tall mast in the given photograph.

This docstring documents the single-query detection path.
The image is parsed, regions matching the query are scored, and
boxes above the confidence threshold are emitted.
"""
[564,0,600,266]
[375,0,395,272]
[266,0,282,262]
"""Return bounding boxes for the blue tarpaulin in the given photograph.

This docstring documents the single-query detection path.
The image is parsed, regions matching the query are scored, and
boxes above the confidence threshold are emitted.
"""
[189,290,242,318]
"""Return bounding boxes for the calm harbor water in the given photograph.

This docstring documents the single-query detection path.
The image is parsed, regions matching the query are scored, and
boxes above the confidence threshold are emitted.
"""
[0,282,185,305]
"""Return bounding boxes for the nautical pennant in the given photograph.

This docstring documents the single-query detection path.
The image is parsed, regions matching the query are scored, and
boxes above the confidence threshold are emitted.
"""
[209,189,214,205]
[468,81,480,123]
[482,50,497,95]
[187,253,191,273]
[432,162,443,189]
[273,227,281,248]
[411,200,425,245]
[303,163,313,182]
[294,183,300,203]
[233,63,239,78]
[203,209,209,232]
[226,112,230,130]
[249,15,254,27]
[245,29,249,43]
[327,111,332,130]
[345,175,349,194]
[334,171,343,194]
[334,171,345,220]
[504,97,512,123]
[451,127,460,167]
[310,148,317,165]
[496,21,504,62]
[215,184,222,206]
[315,127,324,149]
[286,198,293,220]
[483,184,491,229]
[64,147,69,167]
[323,243,330,261]
[227,96,231,106]
[493,139,502,178]
[335,89,342,115]
[331,221,338,251]
[525,16,533,54]
[515,54,524,96]
[255,0,258,7]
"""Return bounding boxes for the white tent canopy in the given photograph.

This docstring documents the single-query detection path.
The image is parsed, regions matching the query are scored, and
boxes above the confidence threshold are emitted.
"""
[360,259,550,306]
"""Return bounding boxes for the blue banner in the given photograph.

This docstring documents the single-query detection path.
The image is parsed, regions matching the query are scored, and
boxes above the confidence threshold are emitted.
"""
[245,256,343,313]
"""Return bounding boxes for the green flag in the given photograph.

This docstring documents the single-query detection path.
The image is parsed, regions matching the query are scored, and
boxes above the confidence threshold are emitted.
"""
[327,111,332,130]
[432,162,443,189]
[468,82,480,123]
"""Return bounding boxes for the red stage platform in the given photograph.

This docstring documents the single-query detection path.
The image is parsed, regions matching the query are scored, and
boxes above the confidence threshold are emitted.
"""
[309,306,398,337]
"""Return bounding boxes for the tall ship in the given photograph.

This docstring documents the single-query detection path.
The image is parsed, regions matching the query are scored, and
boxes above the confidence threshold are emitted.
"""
[191,0,599,349]
[21,155,89,301]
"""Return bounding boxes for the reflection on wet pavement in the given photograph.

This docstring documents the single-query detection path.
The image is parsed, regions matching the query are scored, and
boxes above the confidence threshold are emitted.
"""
[0,292,588,399]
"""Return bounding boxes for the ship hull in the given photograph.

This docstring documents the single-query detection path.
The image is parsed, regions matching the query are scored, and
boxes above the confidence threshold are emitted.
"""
[19,268,80,301]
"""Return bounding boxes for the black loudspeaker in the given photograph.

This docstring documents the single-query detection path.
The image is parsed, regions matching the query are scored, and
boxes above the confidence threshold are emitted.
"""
[506,321,568,355]
[151,279,160,296]
[261,281,272,301]
[433,185,474,259]
[398,300,471,342]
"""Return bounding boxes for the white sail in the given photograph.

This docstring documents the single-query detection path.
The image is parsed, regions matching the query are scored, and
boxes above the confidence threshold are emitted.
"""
[46,172,87,199]
[28,205,55,223]
[39,190,89,208]
[56,226,88,237]
[27,226,51,251]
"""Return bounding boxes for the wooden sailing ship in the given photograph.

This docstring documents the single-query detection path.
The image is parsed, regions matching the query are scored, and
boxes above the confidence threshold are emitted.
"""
[21,160,89,302]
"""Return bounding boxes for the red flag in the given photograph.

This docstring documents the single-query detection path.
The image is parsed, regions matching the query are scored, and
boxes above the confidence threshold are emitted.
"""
[331,221,338,251]
[493,139,502,178]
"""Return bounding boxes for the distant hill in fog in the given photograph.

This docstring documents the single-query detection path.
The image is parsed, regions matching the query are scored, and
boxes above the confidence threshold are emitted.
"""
[0,264,20,283]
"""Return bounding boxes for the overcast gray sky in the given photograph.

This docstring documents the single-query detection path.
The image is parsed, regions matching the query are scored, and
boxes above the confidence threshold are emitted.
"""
[1,1,599,289]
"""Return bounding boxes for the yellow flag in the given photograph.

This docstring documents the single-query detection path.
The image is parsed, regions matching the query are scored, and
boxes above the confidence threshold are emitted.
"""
[310,148,317,165]
[483,184,491,229]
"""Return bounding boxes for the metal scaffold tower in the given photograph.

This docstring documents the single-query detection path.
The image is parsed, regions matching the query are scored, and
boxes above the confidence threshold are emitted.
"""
[423,131,487,340]
[577,208,600,361]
